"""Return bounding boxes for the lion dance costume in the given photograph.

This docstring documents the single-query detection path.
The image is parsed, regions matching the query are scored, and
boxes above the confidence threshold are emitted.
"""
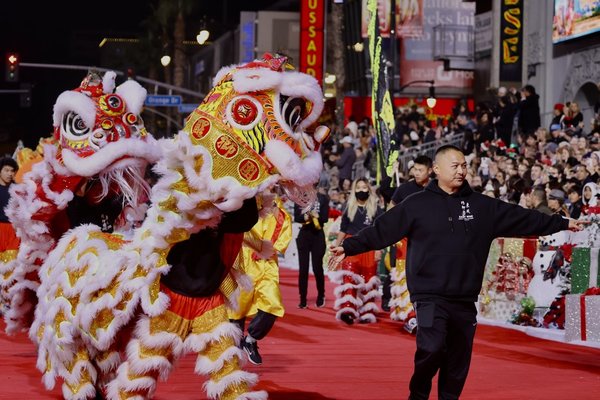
[26,54,328,400]
[0,71,160,335]
[387,239,417,332]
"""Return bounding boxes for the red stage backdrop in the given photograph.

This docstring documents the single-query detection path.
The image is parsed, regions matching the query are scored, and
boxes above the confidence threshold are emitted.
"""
[300,0,325,86]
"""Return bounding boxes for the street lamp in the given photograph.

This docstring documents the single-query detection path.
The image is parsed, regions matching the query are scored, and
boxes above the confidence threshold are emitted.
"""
[399,80,437,109]
[426,85,437,108]
[324,74,336,84]
[160,55,171,67]
[196,30,210,45]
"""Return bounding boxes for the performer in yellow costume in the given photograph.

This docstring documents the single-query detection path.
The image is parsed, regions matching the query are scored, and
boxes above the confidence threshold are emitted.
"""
[229,194,292,365]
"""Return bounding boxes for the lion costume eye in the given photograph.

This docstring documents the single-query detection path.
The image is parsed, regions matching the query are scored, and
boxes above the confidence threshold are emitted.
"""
[226,95,263,130]
[280,96,307,132]
[61,111,91,139]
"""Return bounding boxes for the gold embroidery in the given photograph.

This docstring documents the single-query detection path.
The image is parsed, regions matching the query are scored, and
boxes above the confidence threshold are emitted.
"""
[204,338,233,362]
[219,274,238,299]
[165,228,190,244]
[54,310,66,338]
[67,265,88,287]
[139,343,173,360]
[220,382,249,400]
[191,305,228,333]
[64,369,92,395]
[0,249,17,264]
[159,196,178,212]
[89,308,114,340]
[148,276,161,304]
[170,179,193,195]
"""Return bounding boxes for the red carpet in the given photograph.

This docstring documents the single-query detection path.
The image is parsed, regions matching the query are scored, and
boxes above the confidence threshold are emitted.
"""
[2,268,600,399]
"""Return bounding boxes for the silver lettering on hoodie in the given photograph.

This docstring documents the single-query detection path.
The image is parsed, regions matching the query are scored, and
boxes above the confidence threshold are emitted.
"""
[458,200,474,221]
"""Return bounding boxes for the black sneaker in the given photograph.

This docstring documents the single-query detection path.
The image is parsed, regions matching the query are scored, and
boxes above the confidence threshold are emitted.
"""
[241,339,262,365]
[298,302,307,309]
[382,302,391,312]
[316,297,326,308]
[340,313,354,325]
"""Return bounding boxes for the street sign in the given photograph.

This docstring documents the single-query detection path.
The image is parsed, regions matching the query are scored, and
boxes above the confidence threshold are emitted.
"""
[178,103,200,114]
[145,94,182,106]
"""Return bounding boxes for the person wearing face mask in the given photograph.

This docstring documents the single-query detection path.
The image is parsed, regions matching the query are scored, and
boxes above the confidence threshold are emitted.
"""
[329,178,384,325]
[329,145,586,400]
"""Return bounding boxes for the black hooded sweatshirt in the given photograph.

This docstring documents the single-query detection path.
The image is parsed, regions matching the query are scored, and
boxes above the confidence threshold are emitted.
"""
[342,180,569,302]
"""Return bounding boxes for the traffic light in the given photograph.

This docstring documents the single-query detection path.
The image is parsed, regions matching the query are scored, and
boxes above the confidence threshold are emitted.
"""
[5,52,19,82]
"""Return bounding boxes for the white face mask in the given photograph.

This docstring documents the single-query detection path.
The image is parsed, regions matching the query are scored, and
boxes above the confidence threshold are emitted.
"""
[499,186,507,196]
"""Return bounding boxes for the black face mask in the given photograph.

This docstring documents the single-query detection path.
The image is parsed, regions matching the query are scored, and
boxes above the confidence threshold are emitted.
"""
[355,191,370,201]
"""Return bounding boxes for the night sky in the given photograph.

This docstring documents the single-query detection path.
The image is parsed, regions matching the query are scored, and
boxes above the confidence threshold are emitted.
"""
[0,0,291,149]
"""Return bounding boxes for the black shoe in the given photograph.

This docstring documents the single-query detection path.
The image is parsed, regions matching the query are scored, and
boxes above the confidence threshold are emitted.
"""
[241,338,263,365]
[298,301,307,309]
[316,297,326,308]
[382,302,391,312]
[340,313,354,325]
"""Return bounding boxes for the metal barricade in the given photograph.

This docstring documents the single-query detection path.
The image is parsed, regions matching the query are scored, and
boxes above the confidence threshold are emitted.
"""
[396,133,464,174]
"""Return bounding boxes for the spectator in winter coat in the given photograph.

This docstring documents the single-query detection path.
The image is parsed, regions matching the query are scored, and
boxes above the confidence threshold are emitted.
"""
[518,85,541,136]
[330,136,357,190]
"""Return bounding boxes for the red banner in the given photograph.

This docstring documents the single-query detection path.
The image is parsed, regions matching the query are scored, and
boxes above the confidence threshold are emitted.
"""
[300,0,325,85]
[343,96,475,125]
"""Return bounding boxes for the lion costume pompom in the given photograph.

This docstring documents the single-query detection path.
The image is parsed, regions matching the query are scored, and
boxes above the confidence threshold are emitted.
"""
[30,54,328,400]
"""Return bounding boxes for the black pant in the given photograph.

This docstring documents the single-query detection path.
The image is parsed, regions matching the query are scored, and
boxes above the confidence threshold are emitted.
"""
[296,227,326,303]
[230,310,277,340]
[409,300,477,400]
[381,245,396,308]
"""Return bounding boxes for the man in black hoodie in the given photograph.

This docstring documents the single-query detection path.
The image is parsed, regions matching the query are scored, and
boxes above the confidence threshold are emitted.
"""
[329,145,585,400]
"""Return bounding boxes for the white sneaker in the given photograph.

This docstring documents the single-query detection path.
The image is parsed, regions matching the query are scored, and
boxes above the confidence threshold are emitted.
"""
[404,317,417,334]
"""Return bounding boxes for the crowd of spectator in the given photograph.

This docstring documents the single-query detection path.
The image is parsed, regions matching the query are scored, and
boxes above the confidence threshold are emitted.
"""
[319,84,600,219]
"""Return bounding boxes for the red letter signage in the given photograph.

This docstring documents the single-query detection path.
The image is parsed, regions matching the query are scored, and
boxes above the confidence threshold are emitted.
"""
[300,0,325,86]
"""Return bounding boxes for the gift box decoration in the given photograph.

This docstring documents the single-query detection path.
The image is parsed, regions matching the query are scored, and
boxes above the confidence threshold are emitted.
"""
[570,247,600,294]
[500,238,538,261]
[565,289,600,342]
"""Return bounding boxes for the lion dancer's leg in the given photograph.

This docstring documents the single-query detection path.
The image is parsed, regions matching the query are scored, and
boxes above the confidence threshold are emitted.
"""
[186,293,267,400]
[329,257,365,325]
[107,286,266,400]
[93,344,124,397]
[60,344,98,400]
[357,252,381,324]
[389,259,416,333]
[106,310,181,400]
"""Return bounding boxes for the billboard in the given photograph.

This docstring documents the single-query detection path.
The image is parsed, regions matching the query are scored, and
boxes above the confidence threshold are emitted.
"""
[361,0,424,38]
[400,0,475,88]
[553,0,600,44]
